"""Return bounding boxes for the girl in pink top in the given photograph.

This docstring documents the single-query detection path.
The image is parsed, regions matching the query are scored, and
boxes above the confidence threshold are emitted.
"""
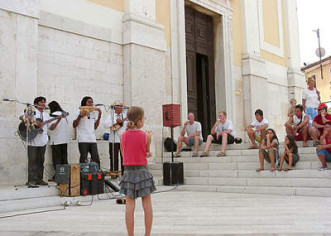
[119,106,156,236]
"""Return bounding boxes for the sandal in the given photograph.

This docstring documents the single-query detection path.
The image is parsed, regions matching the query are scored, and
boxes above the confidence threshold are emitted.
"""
[270,168,275,172]
[248,146,258,149]
[256,168,264,172]
[277,168,282,171]
[216,152,226,157]
[200,152,209,157]
[192,152,198,157]
[284,167,292,171]
[174,152,181,158]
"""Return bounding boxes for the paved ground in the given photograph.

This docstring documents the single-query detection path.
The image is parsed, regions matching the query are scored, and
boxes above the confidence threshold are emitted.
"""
[0,187,331,235]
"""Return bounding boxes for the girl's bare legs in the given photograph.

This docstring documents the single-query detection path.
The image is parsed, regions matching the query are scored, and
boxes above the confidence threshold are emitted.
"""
[125,196,135,236]
[287,153,293,169]
[142,194,153,236]
[256,150,264,171]
[268,150,275,171]
[278,153,286,171]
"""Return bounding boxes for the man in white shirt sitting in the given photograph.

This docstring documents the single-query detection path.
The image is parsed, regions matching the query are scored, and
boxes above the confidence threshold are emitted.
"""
[245,109,268,149]
[174,113,203,157]
[200,111,235,157]
[285,104,310,147]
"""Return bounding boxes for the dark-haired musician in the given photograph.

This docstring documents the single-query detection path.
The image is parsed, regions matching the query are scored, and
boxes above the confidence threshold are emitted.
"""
[73,96,101,167]
[104,100,126,172]
[19,96,50,186]
[48,101,69,180]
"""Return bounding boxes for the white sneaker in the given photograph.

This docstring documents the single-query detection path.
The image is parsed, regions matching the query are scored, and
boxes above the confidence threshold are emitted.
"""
[318,167,328,171]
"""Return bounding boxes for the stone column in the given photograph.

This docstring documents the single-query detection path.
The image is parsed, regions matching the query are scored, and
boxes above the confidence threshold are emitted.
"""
[241,0,268,126]
[123,0,167,157]
[284,0,305,101]
[0,0,39,184]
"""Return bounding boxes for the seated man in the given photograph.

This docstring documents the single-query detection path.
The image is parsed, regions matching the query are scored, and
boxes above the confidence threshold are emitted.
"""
[285,104,310,147]
[245,109,268,149]
[200,111,235,157]
[310,104,331,145]
[316,121,331,170]
[174,113,203,157]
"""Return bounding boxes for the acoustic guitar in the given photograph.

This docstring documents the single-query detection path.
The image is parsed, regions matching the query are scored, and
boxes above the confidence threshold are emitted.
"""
[18,112,69,141]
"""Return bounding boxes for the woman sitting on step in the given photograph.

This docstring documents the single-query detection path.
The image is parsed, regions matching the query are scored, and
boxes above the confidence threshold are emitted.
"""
[278,135,300,171]
[256,128,279,172]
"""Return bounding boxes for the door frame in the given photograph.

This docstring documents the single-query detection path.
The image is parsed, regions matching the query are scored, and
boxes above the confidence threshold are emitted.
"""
[170,0,236,129]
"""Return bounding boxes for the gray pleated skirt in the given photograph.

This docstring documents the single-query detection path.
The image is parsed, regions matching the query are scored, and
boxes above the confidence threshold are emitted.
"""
[120,165,156,199]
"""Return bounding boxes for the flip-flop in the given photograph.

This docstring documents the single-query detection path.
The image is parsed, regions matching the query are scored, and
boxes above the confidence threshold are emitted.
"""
[256,168,264,172]
[216,152,225,157]
[248,146,258,149]
[284,168,293,171]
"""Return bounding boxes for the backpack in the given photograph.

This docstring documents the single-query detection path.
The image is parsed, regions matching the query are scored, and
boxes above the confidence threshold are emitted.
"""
[164,137,177,152]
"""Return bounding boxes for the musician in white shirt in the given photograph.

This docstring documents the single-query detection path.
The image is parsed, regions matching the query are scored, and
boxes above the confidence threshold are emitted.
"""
[73,96,102,167]
[104,100,126,172]
[19,96,50,186]
[48,101,69,180]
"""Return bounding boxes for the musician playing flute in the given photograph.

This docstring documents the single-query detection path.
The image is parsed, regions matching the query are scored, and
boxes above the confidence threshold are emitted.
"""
[104,100,126,173]
[73,96,102,167]
[19,96,50,186]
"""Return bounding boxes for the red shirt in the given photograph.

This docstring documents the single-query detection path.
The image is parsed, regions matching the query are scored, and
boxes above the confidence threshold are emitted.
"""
[325,136,331,154]
[121,129,147,166]
[313,114,331,133]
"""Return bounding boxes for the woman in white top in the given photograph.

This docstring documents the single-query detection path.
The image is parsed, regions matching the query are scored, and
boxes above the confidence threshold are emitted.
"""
[48,101,69,180]
[302,76,320,126]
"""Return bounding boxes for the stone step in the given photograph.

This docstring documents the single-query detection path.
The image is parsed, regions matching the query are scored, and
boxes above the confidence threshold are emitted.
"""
[0,185,58,201]
[183,176,331,188]
[166,140,315,152]
[163,147,317,158]
[150,169,331,179]
[175,185,331,197]
[155,154,320,165]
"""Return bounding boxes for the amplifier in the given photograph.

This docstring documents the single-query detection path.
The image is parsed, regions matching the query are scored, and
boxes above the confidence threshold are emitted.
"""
[81,171,104,196]
[163,162,184,186]
[80,162,99,174]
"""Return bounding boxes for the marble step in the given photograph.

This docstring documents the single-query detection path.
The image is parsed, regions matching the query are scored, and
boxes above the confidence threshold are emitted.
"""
[150,168,331,179]
[175,185,331,197]
[163,147,317,158]
[183,176,331,188]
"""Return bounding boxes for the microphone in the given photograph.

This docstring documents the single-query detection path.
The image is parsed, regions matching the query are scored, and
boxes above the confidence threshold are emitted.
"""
[95,104,104,107]
[2,98,9,101]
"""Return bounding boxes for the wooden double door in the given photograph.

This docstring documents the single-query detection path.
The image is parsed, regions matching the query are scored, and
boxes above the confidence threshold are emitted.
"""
[185,6,216,141]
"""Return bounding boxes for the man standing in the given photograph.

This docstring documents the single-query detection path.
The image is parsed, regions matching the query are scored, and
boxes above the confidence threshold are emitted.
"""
[285,104,309,147]
[19,96,50,186]
[200,111,235,157]
[73,96,102,167]
[310,104,331,145]
[104,100,126,172]
[174,113,203,157]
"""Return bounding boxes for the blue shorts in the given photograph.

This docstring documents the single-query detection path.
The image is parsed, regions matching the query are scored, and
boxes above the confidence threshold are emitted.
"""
[187,137,203,147]
[317,149,331,162]
[306,107,318,126]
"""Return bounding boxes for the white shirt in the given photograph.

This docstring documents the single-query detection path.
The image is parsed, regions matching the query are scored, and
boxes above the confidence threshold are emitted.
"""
[26,109,51,147]
[302,88,319,108]
[49,117,69,145]
[104,112,127,143]
[75,109,98,143]
[292,112,308,126]
[215,119,235,136]
[251,118,269,135]
[185,121,203,141]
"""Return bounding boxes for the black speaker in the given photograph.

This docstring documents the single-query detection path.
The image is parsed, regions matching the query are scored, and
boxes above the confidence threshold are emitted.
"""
[163,162,184,186]
[91,173,104,195]
[80,173,92,196]
[55,164,70,184]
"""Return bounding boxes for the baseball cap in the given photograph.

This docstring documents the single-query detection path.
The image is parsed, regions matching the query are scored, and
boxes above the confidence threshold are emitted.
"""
[317,104,327,110]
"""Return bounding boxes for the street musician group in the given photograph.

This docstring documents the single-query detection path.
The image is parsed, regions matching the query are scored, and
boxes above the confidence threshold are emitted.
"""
[19,96,127,187]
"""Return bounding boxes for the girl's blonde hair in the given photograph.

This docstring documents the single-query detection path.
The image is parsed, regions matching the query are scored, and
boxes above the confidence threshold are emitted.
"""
[126,106,144,129]
[290,98,296,104]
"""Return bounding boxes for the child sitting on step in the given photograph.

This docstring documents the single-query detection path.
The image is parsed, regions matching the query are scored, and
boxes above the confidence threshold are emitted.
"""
[278,135,300,171]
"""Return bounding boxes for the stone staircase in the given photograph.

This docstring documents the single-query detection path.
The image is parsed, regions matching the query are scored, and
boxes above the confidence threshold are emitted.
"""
[150,142,331,197]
